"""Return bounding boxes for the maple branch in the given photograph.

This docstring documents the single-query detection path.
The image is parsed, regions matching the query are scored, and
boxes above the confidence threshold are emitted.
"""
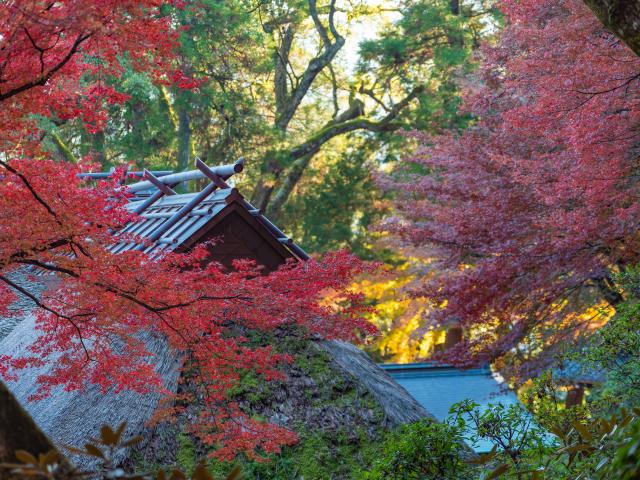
[14,259,77,277]
[144,294,253,312]
[0,31,92,102]
[0,273,91,362]
[0,159,59,221]
[574,72,640,96]
[6,239,69,263]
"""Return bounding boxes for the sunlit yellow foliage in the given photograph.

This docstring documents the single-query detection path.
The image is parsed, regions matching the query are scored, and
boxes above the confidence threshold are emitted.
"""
[351,242,448,363]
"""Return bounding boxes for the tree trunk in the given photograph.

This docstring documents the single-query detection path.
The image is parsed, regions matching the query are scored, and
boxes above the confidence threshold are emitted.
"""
[444,326,463,350]
[594,275,624,306]
[565,385,585,408]
[177,106,192,172]
[266,153,314,220]
[49,132,78,164]
[450,0,460,15]
[92,130,106,167]
[0,380,64,464]
[583,0,640,57]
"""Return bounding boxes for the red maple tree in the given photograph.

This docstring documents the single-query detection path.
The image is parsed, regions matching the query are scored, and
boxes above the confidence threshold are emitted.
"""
[0,0,376,459]
[386,0,640,377]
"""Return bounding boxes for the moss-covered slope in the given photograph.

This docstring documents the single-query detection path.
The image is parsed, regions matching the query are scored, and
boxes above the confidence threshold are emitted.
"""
[128,330,431,479]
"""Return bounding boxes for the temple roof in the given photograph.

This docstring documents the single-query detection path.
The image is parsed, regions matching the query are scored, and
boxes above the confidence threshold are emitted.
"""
[81,158,309,265]
[382,362,522,452]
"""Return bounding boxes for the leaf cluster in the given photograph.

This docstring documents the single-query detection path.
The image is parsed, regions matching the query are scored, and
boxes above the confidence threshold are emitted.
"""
[1,423,242,480]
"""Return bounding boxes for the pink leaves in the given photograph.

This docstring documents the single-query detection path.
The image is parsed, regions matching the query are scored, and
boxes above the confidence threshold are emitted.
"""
[386,0,640,372]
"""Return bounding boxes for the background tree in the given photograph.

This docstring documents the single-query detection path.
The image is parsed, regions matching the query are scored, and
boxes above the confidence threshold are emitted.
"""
[43,0,493,254]
[583,0,640,56]
[386,0,640,378]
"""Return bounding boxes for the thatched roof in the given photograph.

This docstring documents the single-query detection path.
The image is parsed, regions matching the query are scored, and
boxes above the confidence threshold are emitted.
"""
[0,311,181,467]
[0,160,437,466]
[0,283,434,467]
[320,341,432,425]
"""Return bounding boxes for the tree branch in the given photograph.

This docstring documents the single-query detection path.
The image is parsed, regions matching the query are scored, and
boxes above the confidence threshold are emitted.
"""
[0,32,92,102]
[0,274,91,362]
[289,85,424,160]
[266,85,425,216]
[274,0,345,130]
[0,159,60,221]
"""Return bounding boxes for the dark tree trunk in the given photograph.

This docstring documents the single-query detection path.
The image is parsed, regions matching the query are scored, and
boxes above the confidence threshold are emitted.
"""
[565,385,585,408]
[450,0,460,15]
[92,130,106,167]
[595,275,624,306]
[0,380,63,464]
[583,0,640,57]
[444,326,463,350]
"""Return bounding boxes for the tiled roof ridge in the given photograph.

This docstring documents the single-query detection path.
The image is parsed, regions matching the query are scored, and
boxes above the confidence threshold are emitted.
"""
[78,158,308,260]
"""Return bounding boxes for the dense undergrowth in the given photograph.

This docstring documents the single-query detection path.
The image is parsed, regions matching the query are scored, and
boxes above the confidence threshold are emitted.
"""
[143,320,640,480]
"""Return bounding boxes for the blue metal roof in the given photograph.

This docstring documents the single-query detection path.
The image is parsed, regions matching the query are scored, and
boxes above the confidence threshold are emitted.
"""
[381,363,521,452]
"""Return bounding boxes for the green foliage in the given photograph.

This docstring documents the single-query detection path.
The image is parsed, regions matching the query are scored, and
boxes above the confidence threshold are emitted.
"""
[581,263,640,412]
[357,0,492,132]
[176,431,198,475]
[283,147,384,255]
[454,393,640,480]
[358,420,471,480]
[44,0,497,254]
[520,372,591,437]
[449,400,551,477]
[608,412,640,480]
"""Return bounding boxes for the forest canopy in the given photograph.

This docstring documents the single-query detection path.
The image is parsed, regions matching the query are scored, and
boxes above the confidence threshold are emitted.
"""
[2,0,640,478]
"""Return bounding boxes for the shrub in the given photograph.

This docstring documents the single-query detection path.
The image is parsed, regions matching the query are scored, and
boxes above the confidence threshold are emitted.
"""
[358,419,471,480]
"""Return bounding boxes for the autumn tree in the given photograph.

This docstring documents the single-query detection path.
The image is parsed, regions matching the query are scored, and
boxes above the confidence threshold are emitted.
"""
[387,0,640,378]
[0,0,375,461]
